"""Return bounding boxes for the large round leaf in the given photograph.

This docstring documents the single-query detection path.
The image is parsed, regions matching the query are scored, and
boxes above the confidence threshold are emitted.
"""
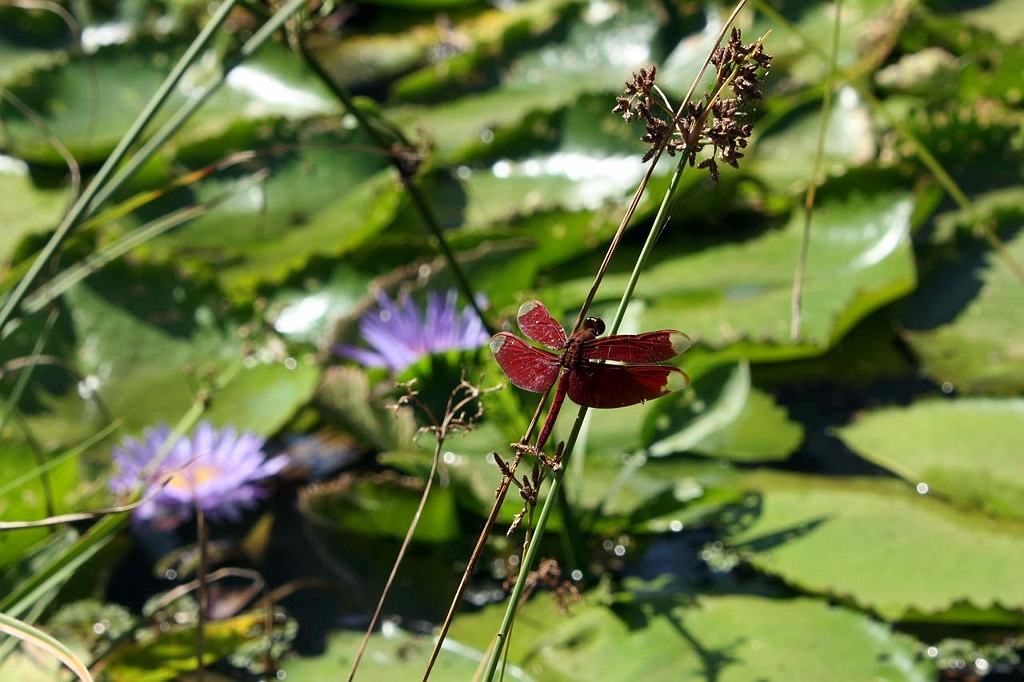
[448,590,933,681]
[389,1,704,160]
[0,165,70,266]
[281,626,490,680]
[553,186,917,359]
[1,39,337,165]
[57,269,319,437]
[647,362,803,462]
[724,472,1024,623]
[837,398,1024,522]
[0,441,79,571]
[902,216,1024,394]
[137,119,402,302]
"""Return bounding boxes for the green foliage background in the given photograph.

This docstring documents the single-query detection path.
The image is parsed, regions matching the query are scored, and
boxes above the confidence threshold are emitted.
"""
[1,0,1023,679]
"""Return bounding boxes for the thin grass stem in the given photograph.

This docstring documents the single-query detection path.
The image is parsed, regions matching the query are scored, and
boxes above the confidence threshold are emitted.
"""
[420,392,550,680]
[483,5,759,676]
[0,0,241,334]
[350,381,490,681]
[0,399,206,619]
[24,170,269,313]
[84,0,307,217]
[791,0,842,340]
[295,39,495,336]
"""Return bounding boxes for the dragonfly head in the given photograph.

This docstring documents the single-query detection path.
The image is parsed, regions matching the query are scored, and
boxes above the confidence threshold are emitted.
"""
[583,316,606,337]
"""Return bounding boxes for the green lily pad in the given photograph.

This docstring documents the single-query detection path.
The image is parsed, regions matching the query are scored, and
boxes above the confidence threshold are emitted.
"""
[316,366,417,454]
[135,119,400,303]
[102,610,278,682]
[441,415,737,534]
[724,472,1024,623]
[902,216,1024,394]
[469,208,626,303]
[753,305,917,387]
[389,1,702,160]
[458,94,671,225]
[281,626,494,680]
[646,362,748,458]
[0,441,79,571]
[750,0,896,87]
[874,48,962,99]
[0,10,72,85]
[837,398,1024,522]
[554,185,917,359]
[575,455,740,534]
[751,93,877,192]
[695,387,802,461]
[1,38,338,165]
[0,298,78,418]
[648,362,803,462]
[307,0,569,95]
[0,164,70,266]
[897,100,1022,190]
[956,0,1024,41]
[49,267,319,437]
[448,589,934,681]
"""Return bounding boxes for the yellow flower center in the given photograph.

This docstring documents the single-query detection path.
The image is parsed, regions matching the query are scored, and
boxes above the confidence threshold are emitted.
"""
[165,464,220,492]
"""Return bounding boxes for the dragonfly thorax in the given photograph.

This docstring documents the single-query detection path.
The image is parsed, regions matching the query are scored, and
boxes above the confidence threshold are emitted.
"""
[562,317,606,370]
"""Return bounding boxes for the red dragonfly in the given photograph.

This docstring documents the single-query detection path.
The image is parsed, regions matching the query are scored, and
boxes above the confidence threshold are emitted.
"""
[490,300,690,452]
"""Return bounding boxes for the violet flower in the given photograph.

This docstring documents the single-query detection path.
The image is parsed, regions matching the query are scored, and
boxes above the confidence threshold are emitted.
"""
[110,421,287,530]
[334,289,489,372]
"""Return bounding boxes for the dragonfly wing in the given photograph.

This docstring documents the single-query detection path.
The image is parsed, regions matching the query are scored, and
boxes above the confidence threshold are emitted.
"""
[586,330,691,363]
[567,363,689,408]
[516,300,568,350]
[490,332,561,393]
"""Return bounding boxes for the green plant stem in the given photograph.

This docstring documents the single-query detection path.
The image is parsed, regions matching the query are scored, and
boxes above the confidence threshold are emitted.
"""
[609,158,689,335]
[487,7,761,677]
[0,309,57,436]
[482,107,700,682]
[753,0,1024,284]
[0,0,240,335]
[571,0,746,335]
[481,25,747,670]
[24,170,269,314]
[482,438,582,679]
[791,0,842,341]
[85,0,307,216]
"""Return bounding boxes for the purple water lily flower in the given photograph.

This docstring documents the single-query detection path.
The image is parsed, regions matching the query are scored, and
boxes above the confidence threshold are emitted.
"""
[110,421,288,530]
[334,289,489,372]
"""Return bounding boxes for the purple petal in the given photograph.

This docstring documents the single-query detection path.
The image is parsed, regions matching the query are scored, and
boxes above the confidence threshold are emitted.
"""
[334,288,489,372]
[109,420,284,531]
[333,344,390,368]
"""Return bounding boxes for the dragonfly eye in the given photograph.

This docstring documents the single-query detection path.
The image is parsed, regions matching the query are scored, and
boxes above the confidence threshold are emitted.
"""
[584,317,606,336]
